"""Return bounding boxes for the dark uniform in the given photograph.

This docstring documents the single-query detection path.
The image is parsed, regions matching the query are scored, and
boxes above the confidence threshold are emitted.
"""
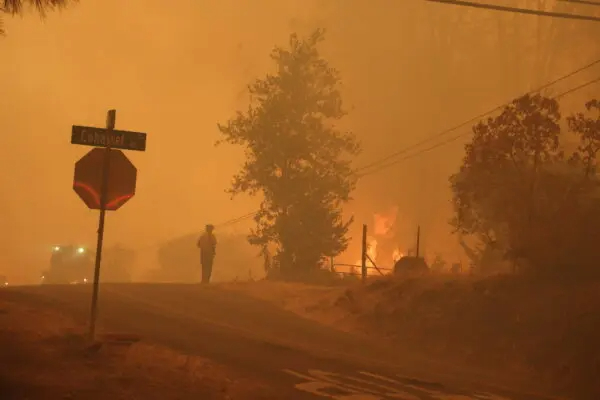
[197,225,217,284]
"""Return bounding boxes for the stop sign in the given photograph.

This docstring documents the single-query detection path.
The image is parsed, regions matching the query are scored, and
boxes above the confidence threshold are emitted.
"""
[73,148,137,211]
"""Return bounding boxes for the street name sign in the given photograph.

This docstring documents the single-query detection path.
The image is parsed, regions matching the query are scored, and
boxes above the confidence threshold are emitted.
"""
[71,125,147,151]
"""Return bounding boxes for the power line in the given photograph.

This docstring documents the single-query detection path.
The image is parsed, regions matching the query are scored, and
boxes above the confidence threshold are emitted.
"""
[552,74,600,98]
[354,57,600,174]
[357,75,600,177]
[133,211,258,251]
[559,0,600,7]
[215,211,257,227]
[425,0,600,22]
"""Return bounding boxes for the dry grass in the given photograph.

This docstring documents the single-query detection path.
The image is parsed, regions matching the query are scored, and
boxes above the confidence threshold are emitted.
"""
[222,280,356,328]
[223,274,600,399]
[0,297,275,400]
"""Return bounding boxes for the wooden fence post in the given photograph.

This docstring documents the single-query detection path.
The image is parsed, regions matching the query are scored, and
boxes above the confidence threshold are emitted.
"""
[361,224,367,282]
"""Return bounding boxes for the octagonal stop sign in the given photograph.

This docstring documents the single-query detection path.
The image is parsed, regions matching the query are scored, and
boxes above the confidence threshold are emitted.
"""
[73,148,137,211]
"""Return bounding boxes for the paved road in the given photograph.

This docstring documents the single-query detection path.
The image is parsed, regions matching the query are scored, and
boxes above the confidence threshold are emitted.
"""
[1,284,557,400]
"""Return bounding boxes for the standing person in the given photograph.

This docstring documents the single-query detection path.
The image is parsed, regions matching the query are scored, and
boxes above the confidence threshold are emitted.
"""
[197,224,217,284]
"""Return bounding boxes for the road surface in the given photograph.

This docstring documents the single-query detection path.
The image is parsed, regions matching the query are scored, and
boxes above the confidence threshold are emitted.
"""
[1,284,557,399]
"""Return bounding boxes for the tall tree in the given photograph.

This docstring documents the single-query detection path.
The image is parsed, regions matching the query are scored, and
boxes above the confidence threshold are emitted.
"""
[217,29,360,279]
[102,244,135,283]
[452,94,600,276]
[1,0,76,35]
[450,93,562,270]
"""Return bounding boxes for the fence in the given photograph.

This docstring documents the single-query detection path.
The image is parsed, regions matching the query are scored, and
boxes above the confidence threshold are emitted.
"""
[259,223,422,281]
[330,223,423,281]
[330,262,393,279]
[329,224,401,281]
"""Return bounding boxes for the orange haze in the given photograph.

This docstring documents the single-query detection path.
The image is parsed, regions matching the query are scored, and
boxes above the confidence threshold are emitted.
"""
[1,0,598,281]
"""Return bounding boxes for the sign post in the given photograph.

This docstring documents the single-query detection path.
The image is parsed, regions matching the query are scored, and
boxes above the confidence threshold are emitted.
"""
[88,110,114,341]
[70,110,147,342]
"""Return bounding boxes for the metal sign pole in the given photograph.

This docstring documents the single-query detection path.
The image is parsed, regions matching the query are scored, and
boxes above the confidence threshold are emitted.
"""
[88,109,116,341]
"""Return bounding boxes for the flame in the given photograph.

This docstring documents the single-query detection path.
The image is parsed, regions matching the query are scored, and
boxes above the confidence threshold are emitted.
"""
[373,206,398,237]
[370,206,401,274]
[352,238,393,276]
[365,239,383,276]
[367,238,377,265]
[338,206,403,277]
[392,248,404,262]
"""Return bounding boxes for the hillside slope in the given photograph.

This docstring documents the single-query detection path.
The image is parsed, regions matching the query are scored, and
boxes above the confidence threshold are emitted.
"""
[225,275,600,399]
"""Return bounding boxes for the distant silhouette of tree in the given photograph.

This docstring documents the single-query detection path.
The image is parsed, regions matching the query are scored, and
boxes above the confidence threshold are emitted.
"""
[102,244,135,283]
[217,29,360,280]
[567,99,600,178]
[1,0,77,35]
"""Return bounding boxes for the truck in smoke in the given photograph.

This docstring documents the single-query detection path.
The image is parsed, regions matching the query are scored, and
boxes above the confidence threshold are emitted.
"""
[41,245,94,284]
[40,244,134,284]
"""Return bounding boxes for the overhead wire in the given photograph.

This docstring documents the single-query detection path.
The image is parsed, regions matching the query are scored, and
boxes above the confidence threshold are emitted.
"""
[134,211,258,251]
[215,210,258,227]
[558,0,600,7]
[354,56,600,174]
[425,0,600,22]
[357,75,600,177]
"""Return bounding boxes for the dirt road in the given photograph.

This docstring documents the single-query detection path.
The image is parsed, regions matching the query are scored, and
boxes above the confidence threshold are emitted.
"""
[1,284,562,399]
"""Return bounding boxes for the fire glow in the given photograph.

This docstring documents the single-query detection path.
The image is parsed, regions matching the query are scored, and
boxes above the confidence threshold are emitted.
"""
[340,207,404,277]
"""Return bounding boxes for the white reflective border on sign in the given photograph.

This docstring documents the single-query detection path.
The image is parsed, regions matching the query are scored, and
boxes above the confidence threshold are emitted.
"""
[283,369,514,400]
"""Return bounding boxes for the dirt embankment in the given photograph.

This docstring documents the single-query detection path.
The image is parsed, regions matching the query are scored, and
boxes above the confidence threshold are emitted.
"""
[0,296,275,399]
[225,275,600,399]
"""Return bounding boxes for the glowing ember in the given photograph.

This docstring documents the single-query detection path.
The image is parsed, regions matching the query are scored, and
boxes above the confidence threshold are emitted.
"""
[392,248,403,262]
[340,206,404,277]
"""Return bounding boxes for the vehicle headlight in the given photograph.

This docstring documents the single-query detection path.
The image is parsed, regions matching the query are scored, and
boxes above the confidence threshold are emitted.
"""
[76,247,85,254]
[53,246,61,252]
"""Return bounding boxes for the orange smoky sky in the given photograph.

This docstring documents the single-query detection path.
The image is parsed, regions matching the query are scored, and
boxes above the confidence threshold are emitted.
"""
[1,0,598,280]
